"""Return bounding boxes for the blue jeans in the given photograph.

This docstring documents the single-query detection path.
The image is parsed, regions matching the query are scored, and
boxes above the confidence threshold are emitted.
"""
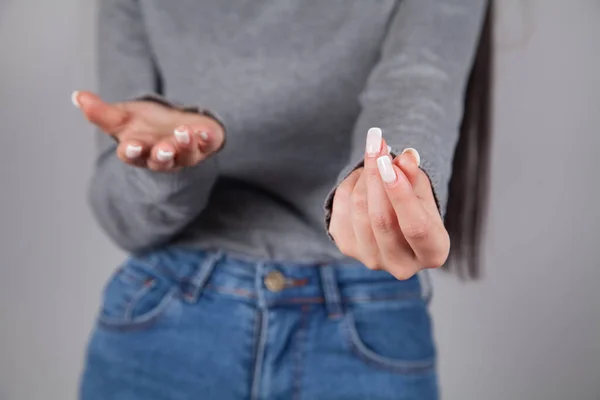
[80,248,438,400]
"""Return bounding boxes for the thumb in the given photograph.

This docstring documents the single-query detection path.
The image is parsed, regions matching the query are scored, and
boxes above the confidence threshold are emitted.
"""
[72,91,129,133]
[394,149,437,206]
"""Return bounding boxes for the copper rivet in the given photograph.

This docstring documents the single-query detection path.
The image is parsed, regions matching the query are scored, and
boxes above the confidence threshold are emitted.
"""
[264,271,286,292]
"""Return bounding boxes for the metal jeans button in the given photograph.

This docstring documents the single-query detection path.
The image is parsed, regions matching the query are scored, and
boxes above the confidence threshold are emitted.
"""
[264,271,286,292]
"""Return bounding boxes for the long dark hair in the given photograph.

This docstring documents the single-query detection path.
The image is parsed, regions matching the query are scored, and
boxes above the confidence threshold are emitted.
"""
[444,2,493,279]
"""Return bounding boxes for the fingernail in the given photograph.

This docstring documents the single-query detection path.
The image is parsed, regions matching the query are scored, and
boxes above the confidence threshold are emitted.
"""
[198,131,209,141]
[156,150,174,162]
[377,155,396,184]
[366,127,382,156]
[71,91,80,108]
[125,145,142,159]
[387,145,392,154]
[174,127,190,144]
[401,148,421,167]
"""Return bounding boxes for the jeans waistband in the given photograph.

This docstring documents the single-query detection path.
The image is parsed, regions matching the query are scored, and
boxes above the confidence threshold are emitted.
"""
[136,247,429,318]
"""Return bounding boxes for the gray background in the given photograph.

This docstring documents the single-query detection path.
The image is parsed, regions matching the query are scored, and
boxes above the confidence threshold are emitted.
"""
[1,0,598,399]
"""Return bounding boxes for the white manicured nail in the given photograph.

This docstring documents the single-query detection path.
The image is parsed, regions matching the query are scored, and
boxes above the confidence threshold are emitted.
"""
[387,145,392,154]
[71,91,80,108]
[199,131,209,141]
[377,155,396,183]
[156,150,174,162]
[174,128,190,144]
[402,148,421,167]
[366,127,382,156]
[125,145,142,159]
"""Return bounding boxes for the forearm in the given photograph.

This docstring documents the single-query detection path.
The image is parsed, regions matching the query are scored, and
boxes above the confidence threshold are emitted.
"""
[332,0,487,217]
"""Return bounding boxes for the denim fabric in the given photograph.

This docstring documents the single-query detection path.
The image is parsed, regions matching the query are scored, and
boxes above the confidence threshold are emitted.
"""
[80,248,438,400]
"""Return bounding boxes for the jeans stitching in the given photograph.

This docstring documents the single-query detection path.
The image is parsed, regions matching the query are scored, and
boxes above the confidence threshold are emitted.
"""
[188,251,222,302]
[292,305,310,400]
[342,312,435,374]
[205,284,257,298]
[201,285,422,304]
[251,262,268,400]
[319,266,343,319]
[97,287,179,333]
[123,279,156,319]
[250,309,268,400]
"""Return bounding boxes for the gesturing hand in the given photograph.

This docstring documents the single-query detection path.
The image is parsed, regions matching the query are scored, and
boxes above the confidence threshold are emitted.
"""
[72,91,225,171]
[329,128,450,280]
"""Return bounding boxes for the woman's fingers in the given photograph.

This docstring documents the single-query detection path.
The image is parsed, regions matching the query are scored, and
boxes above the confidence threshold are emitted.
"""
[396,149,437,210]
[351,173,381,269]
[350,127,387,270]
[73,91,222,171]
[116,140,147,167]
[329,168,361,256]
[377,155,449,269]
[147,141,177,171]
[396,148,421,187]
[73,91,129,135]
[173,125,204,167]
[364,141,415,279]
[193,126,223,155]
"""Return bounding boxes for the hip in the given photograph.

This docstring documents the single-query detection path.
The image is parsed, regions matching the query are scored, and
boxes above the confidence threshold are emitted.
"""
[80,247,438,400]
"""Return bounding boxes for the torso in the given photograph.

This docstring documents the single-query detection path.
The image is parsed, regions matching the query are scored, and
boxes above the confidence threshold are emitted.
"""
[140,0,398,260]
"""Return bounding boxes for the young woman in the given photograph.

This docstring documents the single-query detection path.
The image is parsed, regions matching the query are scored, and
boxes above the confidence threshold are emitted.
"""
[76,0,491,398]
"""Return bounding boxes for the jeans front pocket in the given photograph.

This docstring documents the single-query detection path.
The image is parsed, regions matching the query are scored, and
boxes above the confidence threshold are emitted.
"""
[97,257,179,333]
[343,296,436,375]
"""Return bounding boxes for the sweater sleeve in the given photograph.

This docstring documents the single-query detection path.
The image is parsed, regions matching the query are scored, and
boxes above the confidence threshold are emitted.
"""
[324,0,487,227]
[88,0,221,252]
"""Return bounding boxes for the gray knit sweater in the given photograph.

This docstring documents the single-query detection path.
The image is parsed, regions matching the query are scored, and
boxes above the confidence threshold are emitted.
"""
[89,0,486,262]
